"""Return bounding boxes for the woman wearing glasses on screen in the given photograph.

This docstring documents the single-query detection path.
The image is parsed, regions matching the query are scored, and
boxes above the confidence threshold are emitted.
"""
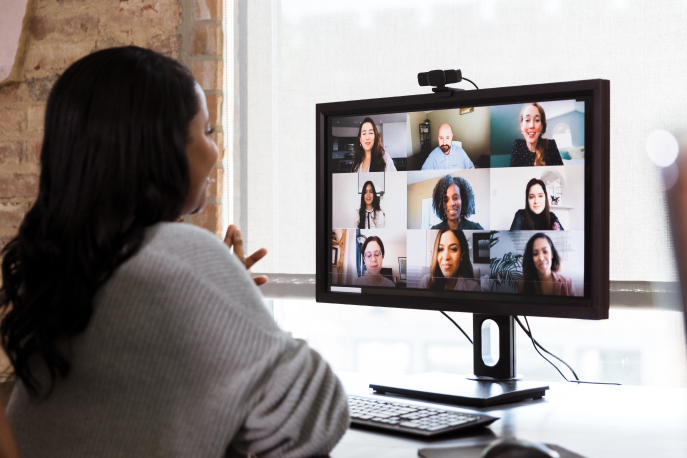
[355,181,385,229]
[510,178,564,230]
[509,103,563,167]
[431,175,483,230]
[352,236,396,287]
[419,229,480,291]
[350,117,397,173]
[520,233,576,296]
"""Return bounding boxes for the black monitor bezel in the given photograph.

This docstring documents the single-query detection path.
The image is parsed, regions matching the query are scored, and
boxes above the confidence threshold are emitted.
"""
[316,79,609,320]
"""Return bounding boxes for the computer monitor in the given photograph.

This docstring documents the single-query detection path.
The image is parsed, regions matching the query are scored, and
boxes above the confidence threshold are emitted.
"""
[316,79,610,404]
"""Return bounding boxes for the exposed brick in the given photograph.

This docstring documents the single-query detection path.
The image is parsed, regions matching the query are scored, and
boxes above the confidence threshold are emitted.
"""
[94,36,130,51]
[30,14,100,41]
[102,4,182,34]
[186,202,220,235]
[193,24,222,56]
[0,203,26,228]
[211,130,224,160]
[0,110,26,135]
[145,34,181,58]
[194,0,223,20]
[0,84,23,104]
[0,234,15,255]
[192,60,223,91]
[24,140,42,165]
[24,41,93,79]
[205,93,223,126]
[0,174,39,198]
[0,143,23,165]
[27,106,45,132]
[207,166,223,199]
[28,75,59,102]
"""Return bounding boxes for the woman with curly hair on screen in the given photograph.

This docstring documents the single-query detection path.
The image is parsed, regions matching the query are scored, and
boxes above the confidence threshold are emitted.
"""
[431,175,483,230]
[419,229,481,291]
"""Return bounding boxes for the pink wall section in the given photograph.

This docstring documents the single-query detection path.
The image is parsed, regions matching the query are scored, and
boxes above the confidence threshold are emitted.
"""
[0,0,29,82]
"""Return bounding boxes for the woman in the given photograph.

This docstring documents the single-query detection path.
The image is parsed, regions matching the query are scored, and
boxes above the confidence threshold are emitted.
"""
[520,233,576,296]
[353,236,396,287]
[419,229,480,291]
[509,103,564,167]
[431,175,483,230]
[0,47,348,457]
[355,181,385,228]
[510,178,564,230]
[350,117,397,172]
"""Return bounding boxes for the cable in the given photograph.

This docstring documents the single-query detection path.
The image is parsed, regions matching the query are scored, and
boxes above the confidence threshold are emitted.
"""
[521,316,620,386]
[440,311,473,345]
[462,77,479,90]
[514,317,579,379]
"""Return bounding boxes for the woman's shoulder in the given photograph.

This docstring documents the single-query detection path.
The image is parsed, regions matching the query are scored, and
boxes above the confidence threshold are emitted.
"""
[381,277,396,287]
[383,152,397,171]
[461,219,483,230]
[512,139,527,147]
[431,221,447,230]
[455,277,481,291]
[551,272,572,284]
[510,210,526,230]
[419,274,430,288]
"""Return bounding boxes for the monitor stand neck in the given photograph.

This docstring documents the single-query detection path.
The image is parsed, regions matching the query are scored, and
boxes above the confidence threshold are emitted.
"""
[468,314,523,381]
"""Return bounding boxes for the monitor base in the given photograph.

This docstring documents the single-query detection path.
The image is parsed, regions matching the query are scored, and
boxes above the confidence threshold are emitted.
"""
[369,372,548,408]
[466,374,524,382]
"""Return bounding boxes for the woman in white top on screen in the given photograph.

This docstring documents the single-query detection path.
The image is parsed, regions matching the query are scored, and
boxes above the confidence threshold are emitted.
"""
[419,229,481,291]
[350,117,397,173]
[352,236,396,287]
[355,181,386,228]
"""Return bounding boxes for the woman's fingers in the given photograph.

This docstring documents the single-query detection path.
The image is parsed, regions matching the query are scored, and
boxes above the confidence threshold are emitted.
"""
[232,229,246,264]
[253,275,268,286]
[245,248,267,270]
[223,224,237,250]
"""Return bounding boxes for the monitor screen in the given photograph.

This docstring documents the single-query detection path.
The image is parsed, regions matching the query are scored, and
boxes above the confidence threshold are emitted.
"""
[317,80,609,320]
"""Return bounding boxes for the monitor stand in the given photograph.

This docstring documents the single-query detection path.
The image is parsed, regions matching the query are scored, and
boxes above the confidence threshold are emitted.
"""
[368,314,549,408]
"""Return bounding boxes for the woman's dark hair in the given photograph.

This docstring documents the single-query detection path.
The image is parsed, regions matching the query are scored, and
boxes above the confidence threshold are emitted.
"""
[361,235,385,257]
[427,229,474,290]
[521,233,561,295]
[351,117,387,172]
[519,102,549,166]
[358,181,381,229]
[0,46,199,397]
[523,178,551,230]
[432,175,476,222]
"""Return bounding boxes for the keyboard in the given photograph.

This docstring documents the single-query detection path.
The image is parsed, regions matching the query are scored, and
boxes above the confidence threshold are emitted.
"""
[348,395,498,437]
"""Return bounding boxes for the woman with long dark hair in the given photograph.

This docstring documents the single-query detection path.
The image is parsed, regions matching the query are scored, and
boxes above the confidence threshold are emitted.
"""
[509,103,563,167]
[431,175,483,230]
[510,178,564,230]
[419,229,480,291]
[520,233,576,296]
[0,47,347,457]
[355,181,385,228]
[350,117,397,172]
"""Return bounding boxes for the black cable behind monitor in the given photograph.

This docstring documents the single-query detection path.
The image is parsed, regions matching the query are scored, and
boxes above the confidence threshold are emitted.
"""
[439,311,620,386]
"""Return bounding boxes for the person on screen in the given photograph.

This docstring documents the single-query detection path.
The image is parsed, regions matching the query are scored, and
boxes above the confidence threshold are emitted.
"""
[350,117,397,172]
[431,175,483,230]
[509,103,564,167]
[353,236,396,287]
[421,123,474,170]
[510,178,564,230]
[419,229,480,291]
[355,180,385,228]
[520,233,576,296]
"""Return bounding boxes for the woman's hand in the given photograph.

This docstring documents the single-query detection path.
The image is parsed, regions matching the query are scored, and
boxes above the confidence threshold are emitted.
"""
[224,225,268,286]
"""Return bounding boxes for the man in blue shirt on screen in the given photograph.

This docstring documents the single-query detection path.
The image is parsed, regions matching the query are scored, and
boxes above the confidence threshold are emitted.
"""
[421,123,475,170]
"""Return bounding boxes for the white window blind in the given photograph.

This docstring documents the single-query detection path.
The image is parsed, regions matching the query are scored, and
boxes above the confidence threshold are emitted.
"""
[227,0,686,282]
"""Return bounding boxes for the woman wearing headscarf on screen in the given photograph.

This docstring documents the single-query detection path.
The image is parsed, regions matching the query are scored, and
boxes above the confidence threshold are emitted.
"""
[520,233,576,296]
[352,236,396,287]
[419,229,481,291]
[355,181,385,228]
[431,175,483,230]
[350,117,397,173]
[510,178,564,230]
[509,103,563,167]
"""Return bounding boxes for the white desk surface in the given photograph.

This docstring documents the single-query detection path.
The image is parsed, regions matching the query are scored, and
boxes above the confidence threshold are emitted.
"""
[331,372,687,458]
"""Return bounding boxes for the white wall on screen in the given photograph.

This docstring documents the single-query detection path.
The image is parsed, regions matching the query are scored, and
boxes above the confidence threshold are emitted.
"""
[383,121,408,158]
[332,172,407,229]
[490,165,584,231]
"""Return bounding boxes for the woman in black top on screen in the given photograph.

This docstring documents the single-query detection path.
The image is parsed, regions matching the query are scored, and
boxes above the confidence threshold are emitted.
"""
[509,103,563,167]
[510,178,563,230]
[431,175,483,230]
[355,181,385,228]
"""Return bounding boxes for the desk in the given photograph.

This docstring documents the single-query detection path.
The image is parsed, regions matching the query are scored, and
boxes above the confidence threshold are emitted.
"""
[331,373,687,458]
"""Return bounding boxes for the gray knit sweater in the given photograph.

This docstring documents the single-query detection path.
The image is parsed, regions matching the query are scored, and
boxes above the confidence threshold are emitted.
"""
[7,223,349,458]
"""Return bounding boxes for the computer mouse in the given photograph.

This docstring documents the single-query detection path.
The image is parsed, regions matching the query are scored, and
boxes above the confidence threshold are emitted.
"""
[481,438,560,458]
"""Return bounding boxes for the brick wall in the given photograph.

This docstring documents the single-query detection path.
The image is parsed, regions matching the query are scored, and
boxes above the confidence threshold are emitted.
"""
[0,0,226,255]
